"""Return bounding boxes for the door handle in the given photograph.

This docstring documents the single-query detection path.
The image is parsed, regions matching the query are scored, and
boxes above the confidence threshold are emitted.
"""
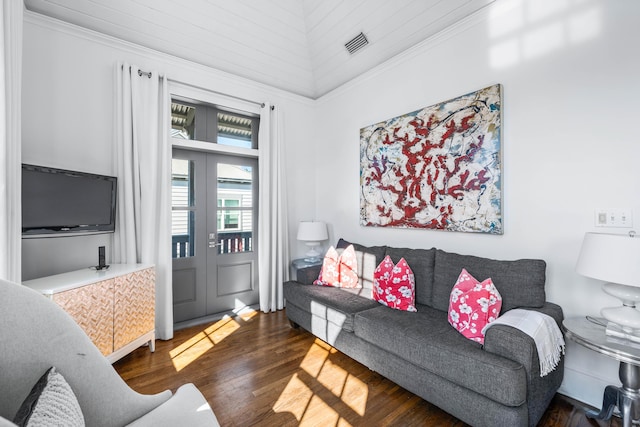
[208,232,217,248]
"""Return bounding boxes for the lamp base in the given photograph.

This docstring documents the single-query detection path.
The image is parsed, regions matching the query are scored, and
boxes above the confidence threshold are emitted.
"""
[601,282,640,330]
[304,242,322,258]
[303,244,323,263]
[603,282,640,306]
[602,305,640,328]
[600,282,640,344]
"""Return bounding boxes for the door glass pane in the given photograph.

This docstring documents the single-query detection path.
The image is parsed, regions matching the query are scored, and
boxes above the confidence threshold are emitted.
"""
[217,211,253,255]
[217,163,253,254]
[172,211,195,258]
[171,102,196,140]
[172,159,194,207]
[172,159,195,258]
[217,112,253,149]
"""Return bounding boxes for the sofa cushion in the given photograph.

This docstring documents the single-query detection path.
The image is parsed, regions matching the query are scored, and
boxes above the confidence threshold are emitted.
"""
[373,256,417,312]
[432,249,546,313]
[314,246,359,288]
[353,304,527,407]
[384,247,435,306]
[283,281,379,332]
[448,269,502,344]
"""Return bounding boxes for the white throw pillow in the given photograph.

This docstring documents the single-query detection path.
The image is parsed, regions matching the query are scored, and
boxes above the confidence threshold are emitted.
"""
[13,367,84,427]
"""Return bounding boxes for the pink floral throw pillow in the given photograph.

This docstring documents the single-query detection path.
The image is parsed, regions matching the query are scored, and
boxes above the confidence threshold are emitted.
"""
[448,268,502,344]
[314,246,340,287]
[313,245,360,288]
[373,256,417,312]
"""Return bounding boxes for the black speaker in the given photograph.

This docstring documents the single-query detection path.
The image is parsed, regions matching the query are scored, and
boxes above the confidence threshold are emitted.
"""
[97,246,108,270]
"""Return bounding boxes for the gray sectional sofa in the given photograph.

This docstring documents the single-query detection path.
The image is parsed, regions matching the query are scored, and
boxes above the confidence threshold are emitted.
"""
[283,239,564,427]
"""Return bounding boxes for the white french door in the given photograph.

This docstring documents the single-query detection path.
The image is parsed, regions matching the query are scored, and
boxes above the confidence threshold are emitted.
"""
[171,148,258,323]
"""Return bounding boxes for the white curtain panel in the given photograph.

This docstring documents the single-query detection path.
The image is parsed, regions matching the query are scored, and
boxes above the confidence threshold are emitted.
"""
[0,0,22,282]
[114,63,173,339]
[258,103,290,312]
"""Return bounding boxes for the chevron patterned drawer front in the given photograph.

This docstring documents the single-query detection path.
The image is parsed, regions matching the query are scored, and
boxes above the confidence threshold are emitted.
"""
[53,279,115,356]
[114,267,155,351]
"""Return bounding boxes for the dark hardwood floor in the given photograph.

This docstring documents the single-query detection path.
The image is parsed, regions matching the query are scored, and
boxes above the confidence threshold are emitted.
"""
[113,309,620,426]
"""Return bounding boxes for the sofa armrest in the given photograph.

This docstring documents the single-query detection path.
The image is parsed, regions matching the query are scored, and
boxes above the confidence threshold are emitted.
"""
[483,302,564,374]
[295,264,322,285]
[482,302,565,423]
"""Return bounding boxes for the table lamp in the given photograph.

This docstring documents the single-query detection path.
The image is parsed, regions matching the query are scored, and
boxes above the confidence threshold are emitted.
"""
[576,231,640,342]
[297,221,328,262]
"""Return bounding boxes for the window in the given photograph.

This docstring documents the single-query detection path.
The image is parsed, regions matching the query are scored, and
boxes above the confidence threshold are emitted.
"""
[218,199,240,230]
[171,99,258,149]
[171,159,195,259]
[216,163,254,254]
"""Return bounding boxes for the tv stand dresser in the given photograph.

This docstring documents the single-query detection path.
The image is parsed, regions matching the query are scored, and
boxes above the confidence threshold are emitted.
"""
[23,264,155,363]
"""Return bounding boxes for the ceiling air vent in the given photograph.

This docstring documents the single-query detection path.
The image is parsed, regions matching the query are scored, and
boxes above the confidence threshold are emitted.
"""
[345,32,369,55]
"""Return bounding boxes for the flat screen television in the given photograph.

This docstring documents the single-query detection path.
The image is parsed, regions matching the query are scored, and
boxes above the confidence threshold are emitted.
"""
[22,164,117,238]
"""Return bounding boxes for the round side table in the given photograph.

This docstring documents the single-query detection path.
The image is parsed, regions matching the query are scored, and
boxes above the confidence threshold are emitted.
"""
[563,317,640,427]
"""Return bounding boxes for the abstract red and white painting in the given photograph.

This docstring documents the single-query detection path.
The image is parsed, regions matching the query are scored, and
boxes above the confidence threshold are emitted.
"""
[360,84,502,234]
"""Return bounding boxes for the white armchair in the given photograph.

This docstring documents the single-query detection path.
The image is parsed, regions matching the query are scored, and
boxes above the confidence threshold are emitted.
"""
[0,279,219,426]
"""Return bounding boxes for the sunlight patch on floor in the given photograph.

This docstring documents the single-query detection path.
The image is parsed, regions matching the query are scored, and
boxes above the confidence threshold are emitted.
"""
[274,338,368,423]
[299,340,332,377]
[170,309,256,371]
[341,374,368,416]
[301,395,340,426]
[272,374,315,420]
[169,331,214,371]
[236,306,258,322]
[204,316,241,344]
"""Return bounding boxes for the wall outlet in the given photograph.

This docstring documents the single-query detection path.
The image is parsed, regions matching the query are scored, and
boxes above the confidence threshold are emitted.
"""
[595,209,633,228]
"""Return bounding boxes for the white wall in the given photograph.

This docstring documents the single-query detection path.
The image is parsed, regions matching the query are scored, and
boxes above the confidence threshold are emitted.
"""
[21,13,317,280]
[312,0,640,407]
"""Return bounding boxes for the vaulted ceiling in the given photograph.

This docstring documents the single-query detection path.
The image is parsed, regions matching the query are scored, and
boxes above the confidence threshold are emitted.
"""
[23,0,494,99]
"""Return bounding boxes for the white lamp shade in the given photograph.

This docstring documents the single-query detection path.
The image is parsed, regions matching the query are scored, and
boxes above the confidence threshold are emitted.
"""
[576,232,640,287]
[296,221,328,242]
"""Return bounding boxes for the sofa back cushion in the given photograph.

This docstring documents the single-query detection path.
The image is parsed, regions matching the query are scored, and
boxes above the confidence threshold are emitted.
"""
[337,238,387,290]
[337,238,387,263]
[384,247,435,306]
[432,249,546,313]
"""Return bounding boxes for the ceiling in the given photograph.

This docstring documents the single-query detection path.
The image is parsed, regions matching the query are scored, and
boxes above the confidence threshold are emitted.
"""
[23,0,494,99]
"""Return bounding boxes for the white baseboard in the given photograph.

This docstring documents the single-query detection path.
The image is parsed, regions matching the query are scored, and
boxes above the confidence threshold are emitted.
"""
[559,341,622,409]
[173,304,260,331]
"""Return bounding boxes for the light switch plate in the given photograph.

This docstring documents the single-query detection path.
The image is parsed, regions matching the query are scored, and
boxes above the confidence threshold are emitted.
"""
[595,209,633,228]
